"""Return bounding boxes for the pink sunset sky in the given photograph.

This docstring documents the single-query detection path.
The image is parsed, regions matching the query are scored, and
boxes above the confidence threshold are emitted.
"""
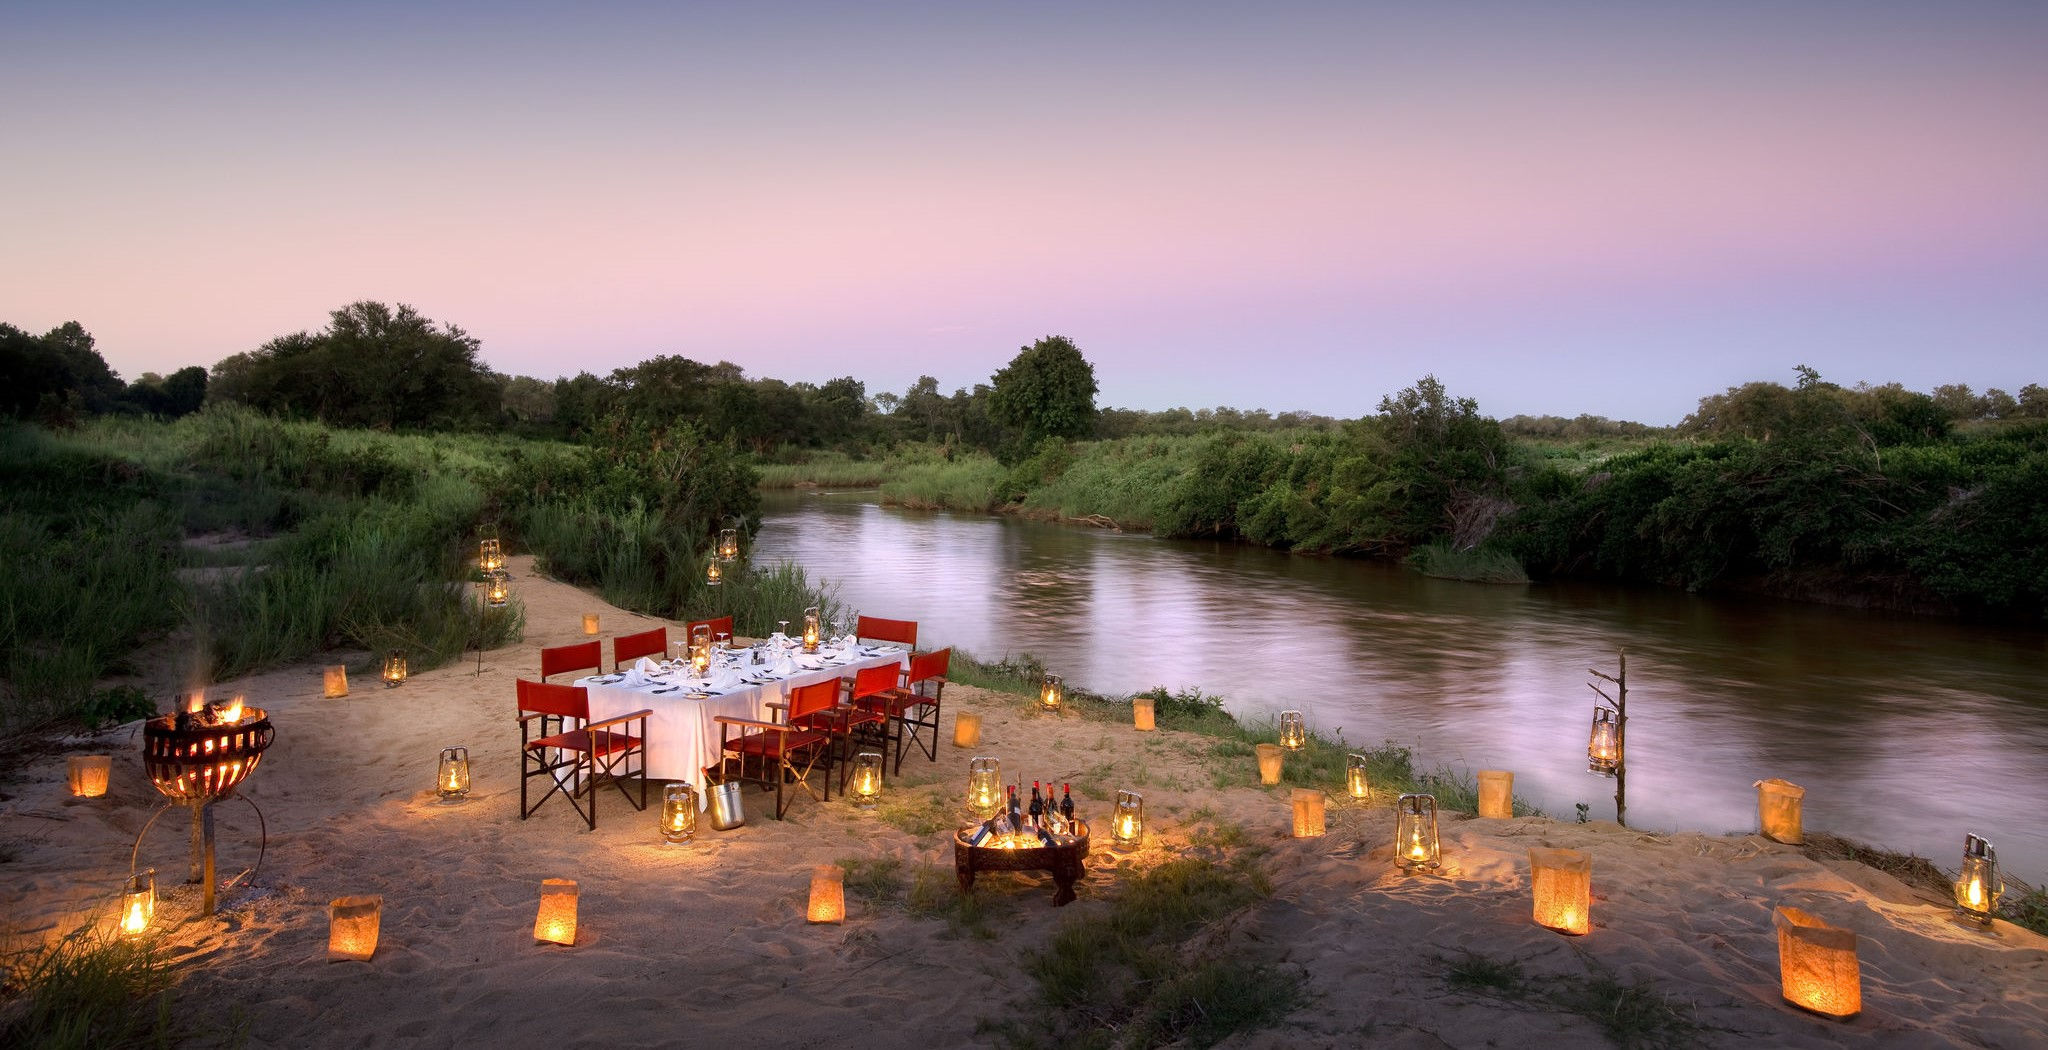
[3,1,2044,424]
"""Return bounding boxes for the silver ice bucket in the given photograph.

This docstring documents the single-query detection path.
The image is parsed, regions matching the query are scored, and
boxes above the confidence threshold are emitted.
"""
[708,780,746,830]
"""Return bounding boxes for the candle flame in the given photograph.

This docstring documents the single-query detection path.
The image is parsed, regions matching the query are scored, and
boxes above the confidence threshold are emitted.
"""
[1966,877,1985,910]
[121,898,148,935]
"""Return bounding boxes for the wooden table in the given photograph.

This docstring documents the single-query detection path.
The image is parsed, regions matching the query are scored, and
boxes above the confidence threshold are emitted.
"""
[954,821,1090,906]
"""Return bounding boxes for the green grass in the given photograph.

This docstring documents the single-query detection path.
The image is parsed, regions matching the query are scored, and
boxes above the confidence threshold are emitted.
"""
[753,451,897,489]
[879,456,1006,511]
[1439,951,1703,1049]
[0,925,198,1050]
[1406,541,1531,583]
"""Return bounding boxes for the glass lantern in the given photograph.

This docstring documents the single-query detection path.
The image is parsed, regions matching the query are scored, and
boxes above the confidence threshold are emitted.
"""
[1346,753,1371,799]
[382,649,408,688]
[1586,706,1620,776]
[660,782,698,845]
[850,752,884,808]
[705,559,723,586]
[1954,834,2003,928]
[120,869,155,937]
[1112,789,1144,847]
[689,626,712,675]
[717,527,741,562]
[1039,674,1065,712]
[437,746,471,802]
[1395,793,1441,871]
[1278,710,1306,751]
[802,606,822,653]
[479,536,503,574]
[484,571,510,608]
[967,756,1002,819]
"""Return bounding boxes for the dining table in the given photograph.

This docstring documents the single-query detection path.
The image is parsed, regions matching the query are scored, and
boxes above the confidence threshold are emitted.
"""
[575,641,907,808]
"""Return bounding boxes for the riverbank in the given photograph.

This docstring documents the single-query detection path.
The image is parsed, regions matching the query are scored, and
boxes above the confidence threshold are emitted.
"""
[6,556,2045,1047]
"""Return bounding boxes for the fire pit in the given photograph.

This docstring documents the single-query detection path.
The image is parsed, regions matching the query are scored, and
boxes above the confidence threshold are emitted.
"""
[954,820,1090,907]
[138,707,275,917]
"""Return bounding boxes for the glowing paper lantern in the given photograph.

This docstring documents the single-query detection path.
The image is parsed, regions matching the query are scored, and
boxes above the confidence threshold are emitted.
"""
[120,869,155,937]
[68,755,111,798]
[535,879,578,946]
[1132,696,1155,732]
[328,895,382,961]
[953,713,982,749]
[966,756,1002,818]
[1291,788,1326,838]
[1755,779,1805,844]
[850,752,883,807]
[1112,790,1144,848]
[1255,743,1283,786]
[1038,674,1064,712]
[1775,907,1860,1019]
[1345,753,1370,799]
[583,613,601,635]
[437,746,471,802]
[661,782,698,845]
[808,865,845,923]
[1278,710,1306,751]
[382,650,407,688]
[323,666,349,698]
[1529,848,1591,935]
[1954,834,2003,929]
[1394,793,1440,871]
[1477,770,1513,819]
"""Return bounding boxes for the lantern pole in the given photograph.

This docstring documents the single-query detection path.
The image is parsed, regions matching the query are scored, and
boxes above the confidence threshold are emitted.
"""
[1588,651,1627,827]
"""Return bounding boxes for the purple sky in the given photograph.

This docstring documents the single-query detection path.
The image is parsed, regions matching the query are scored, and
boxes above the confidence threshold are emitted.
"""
[4,2,2044,424]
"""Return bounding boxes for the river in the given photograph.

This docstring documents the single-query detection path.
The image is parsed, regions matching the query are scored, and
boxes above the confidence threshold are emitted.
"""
[755,490,2048,879]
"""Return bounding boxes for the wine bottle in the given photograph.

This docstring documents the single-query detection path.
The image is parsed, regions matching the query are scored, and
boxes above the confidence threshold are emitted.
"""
[1029,781,1044,830]
[1007,785,1022,832]
[1060,783,1075,827]
[968,817,994,846]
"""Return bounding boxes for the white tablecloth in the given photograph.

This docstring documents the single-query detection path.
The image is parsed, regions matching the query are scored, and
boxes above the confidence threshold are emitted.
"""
[576,645,905,806]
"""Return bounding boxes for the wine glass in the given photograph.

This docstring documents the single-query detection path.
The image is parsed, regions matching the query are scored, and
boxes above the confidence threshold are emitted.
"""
[774,619,790,649]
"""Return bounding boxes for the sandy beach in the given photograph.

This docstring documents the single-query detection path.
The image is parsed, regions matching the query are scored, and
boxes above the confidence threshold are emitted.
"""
[6,555,2045,1048]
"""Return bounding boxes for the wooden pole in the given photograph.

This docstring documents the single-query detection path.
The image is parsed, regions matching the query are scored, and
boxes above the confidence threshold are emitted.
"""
[1588,650,1628,828]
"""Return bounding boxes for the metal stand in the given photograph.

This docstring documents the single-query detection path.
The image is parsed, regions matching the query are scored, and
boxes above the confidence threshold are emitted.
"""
[1588,651,1628,828]
[131,795,269,918]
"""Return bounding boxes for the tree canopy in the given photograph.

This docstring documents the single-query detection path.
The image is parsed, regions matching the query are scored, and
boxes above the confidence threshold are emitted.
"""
[208,301,499,430]
[988,335,1098,460]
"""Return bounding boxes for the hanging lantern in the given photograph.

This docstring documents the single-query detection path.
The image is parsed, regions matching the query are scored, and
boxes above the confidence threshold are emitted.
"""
[850,752,884,808]
[323,665,349,698]
[1112,789,1144,848]
[68,755,112,798]
[1477,770,1514,819]
[215,695,245,724]
[661,782,698,845]
[534,879,578,945]
[1291,788,1326,838]
[690,626,712,675]
[1394,793,1440,871]
[966,756,1002,818]
[1278,710,1307,751]
[437,746,471,802]
[802,607,821,653]
[1038,674,1064,712]
[1755,779,1806,844]
[120,869,155,937]
[328,895,382,961]
[583,613,601,635]
[479,537,504,575]
[808,865,846,923]
[717,527,741,562]
[1255,743,1283,786]
[1132,696,1156,731]
[484,572,510,608]
[1775,906,1860,1019]
[1529,848,1592,935]
[381,650,408,688]
[705,559,723,587]
[1586,706,1619,776]
[953,713,983,749]
[1345,753,1370,799]
[1954,834,2003,928]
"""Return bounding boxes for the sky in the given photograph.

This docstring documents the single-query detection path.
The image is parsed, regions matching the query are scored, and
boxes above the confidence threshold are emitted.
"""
[3,1,2045,425]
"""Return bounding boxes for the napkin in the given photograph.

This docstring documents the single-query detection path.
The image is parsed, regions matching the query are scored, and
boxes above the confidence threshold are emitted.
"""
[710,667,741,690]
[634,657,661,674]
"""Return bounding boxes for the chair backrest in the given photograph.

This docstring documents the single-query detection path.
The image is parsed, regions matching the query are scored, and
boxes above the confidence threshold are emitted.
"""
[856,615,917,648]
[685,615,734,641]
[908,647,951,686]
[540,641,602,682]
[851,663,899,701]
[613,627,667,669]
[517,679,590,722]
[787,679,839,722]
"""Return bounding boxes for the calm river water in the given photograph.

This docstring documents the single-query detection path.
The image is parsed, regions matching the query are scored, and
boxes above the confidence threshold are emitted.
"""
[757,491,2048,878]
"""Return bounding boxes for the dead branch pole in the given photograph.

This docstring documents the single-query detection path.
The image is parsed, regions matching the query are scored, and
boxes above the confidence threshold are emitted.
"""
[1588,652,1627,827]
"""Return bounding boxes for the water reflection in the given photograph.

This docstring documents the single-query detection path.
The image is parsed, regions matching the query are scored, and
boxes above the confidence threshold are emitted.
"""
[757,491,2048,876]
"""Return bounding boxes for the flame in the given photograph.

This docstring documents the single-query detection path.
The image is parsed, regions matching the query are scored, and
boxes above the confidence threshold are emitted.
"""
[1966,877,1986,910]
[122,899,148,934]
[219,696,245,723]
[185,691,206,715]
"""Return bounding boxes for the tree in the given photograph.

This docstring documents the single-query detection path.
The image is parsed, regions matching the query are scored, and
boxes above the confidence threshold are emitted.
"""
[207,302,497,430]
[0,320,124,422]
[988,335,1098,461]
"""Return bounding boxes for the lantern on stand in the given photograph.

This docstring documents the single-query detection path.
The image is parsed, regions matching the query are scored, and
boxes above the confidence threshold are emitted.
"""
[660,782,698,845]
[68,755,112,798]
[953,713,982,749]
[808,865,845,923]
[437,746,471,802]
[1587,706,1620,776]
[802,607,822,652]
[1112,790,1144,848]
[1529,848,1592,935]
[119,869,155,937]
[324,665,349,698]
[1278,710,1306,751]
[535,879,579,945]
[1255,743,1283,785]
[382,650,408,688]
[1477,770,1514,819]
[583,613,601,635]
[328,895,382,961]
[1132,696,1156,731]
[850,752,884,808]
[1038,674,1064,712]
[484,572,511,608]
[718,527,741,563]
[705,559,723,587]
[479,536,504,575]
[1755,779,1805,844]
[1775,906,1860,1019]
[1291,788,1326,838]
[966,757,1002,818]
[1394,793,1440,871]
[1345,753,1370,799]
[1954,834,2003,929]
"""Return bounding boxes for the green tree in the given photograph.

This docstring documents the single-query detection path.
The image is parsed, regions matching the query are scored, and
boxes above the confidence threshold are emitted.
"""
[207,302,497,430]
[988,335,1098,462]
[0,320,124,422]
